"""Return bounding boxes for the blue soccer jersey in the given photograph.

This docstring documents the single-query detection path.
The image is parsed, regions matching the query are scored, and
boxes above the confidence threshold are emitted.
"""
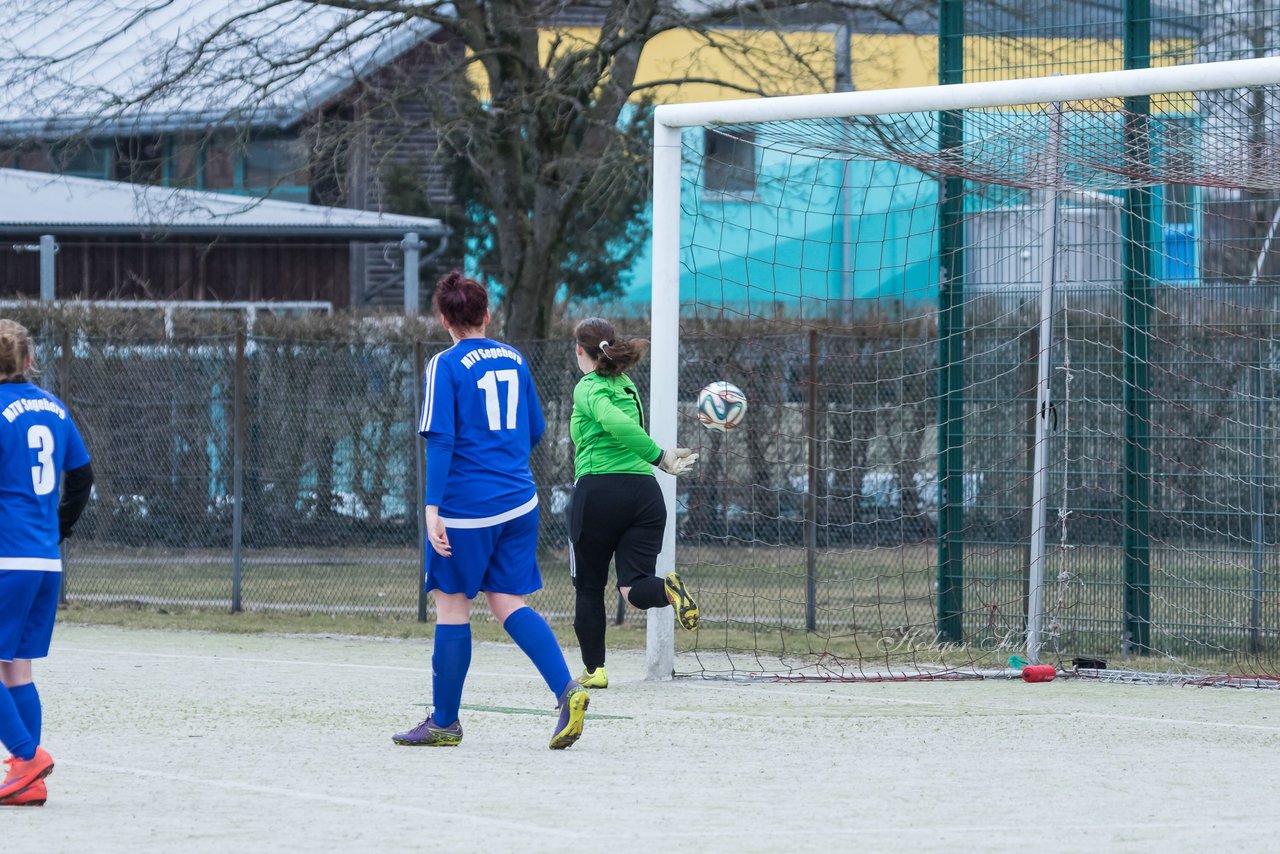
[419,338,546,523]
[0,381,90,570]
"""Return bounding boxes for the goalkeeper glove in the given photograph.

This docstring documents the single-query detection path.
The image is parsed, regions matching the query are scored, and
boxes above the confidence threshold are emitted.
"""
[657,447,699,476]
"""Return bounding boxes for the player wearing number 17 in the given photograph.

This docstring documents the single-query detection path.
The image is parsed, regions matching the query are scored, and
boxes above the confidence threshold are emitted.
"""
[392,272,587,751]
[0,320,93,806]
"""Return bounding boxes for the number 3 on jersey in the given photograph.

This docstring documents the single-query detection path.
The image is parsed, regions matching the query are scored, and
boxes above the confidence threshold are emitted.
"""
[476,369,520,431]
[28,424,56,495]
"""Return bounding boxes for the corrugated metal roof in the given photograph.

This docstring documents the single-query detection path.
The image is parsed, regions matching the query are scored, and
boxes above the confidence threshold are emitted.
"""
[0,168,446,238]
[0,1,439,136]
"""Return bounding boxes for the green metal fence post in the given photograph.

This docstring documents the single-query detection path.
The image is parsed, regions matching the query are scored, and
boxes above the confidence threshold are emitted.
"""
[1122,0,1153,655]
[414,339,428,623]
[936,0,966,644]
[231,330,246,614]
[806,329,819,633]
[1252,356,1265,654]
[58,328,72,608]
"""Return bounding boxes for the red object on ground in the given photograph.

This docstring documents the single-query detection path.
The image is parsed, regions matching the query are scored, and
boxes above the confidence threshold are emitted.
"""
[1022,664,1057,682]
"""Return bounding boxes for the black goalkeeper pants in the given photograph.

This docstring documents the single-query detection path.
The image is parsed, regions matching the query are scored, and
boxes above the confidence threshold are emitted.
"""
[567,474,670,669]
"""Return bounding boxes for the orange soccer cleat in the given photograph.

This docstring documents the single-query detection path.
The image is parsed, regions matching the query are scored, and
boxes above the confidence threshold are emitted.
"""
[0,747,54,805]
[3,778,46,807]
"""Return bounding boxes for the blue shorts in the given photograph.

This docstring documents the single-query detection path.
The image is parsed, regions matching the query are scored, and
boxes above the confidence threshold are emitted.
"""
[0,571,61,661]
[426,505,543,598]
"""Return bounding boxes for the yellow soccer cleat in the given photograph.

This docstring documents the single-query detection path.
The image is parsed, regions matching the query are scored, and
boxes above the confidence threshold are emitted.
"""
[577,667,609,689]
[549,683,590,750]
[664,570,700,631]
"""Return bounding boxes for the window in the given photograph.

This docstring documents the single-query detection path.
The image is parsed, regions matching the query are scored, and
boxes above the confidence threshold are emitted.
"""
[1161,119,1197,282]
[1162,121,1194,227]
[2,140,112,179]
[55,141,111,179]
[0,146,51,173]
[203,140,235,190]
[244,136,309,192]
[159,132,309,201]
[704,129,756,196]
[111,137,164,184]
[168,137,200,188]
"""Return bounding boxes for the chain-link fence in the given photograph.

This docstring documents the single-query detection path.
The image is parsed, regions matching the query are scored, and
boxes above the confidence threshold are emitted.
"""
[31,332,586,622]
[651,305,1280,673]
[25,316,1280,671]
[955,1,1280,82]
[31,324,961,629]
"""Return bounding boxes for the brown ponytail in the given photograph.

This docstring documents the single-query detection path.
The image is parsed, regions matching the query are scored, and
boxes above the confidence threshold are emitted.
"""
[0,319,35,381]
[574,317,649,378]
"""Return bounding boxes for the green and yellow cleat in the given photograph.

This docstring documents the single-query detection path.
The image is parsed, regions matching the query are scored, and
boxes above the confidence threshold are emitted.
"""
[577,667,609,689]
[392,715,463,747]
[664,570,700,631]
[549,682,590,750]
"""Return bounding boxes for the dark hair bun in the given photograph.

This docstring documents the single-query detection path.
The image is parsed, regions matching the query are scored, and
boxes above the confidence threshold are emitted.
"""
[432,270,489,330]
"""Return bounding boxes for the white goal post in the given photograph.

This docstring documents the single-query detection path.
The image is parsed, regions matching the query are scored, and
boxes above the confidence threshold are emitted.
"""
[647,55,1280,681]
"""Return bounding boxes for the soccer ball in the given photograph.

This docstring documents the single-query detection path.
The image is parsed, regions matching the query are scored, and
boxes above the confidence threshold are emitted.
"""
[697,381,747,431]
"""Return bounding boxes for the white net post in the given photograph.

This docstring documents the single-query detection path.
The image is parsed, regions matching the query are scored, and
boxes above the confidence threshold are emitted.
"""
[648,120,682,680]
[1026,104,1064,664]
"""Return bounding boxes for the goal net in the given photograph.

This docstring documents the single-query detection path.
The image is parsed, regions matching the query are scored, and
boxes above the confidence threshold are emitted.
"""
[649,58,1280,683]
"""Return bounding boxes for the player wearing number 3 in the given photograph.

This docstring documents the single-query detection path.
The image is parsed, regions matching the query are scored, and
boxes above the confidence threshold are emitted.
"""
[392,272,588,750]
[568,318,700,690]
[0,320,92,806]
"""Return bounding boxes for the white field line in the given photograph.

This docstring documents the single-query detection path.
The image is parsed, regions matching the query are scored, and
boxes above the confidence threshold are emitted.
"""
[57,645,1280,733]
[57,645,539,681]
[58,760,562,837]
[49,759,1280,841]
[67,594,418,614]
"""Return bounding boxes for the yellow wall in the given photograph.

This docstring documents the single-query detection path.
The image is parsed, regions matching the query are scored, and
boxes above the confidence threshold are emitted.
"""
[468,28,1198,111]
[635,28,840,101]
[637,30,942,99]
[469,29,1194,103]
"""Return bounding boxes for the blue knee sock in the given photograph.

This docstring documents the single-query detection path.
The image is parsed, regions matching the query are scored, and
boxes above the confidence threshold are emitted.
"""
[8,684,40,746]
[503,607,572,699]
[431,623,472,728]
[0,685,35,761]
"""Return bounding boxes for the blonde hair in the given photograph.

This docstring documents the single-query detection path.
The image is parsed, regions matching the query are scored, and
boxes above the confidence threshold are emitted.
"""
[0,319,35,381]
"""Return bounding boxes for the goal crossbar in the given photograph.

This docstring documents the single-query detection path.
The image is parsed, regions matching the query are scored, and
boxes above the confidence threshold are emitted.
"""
[654,55,1280,128]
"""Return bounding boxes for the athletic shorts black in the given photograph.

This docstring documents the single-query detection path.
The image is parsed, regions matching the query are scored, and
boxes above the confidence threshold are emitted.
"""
[566,473,666,590]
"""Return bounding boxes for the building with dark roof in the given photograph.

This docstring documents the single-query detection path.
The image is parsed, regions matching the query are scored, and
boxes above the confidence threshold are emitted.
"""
[0,168,445,308]
[0,1,453,307]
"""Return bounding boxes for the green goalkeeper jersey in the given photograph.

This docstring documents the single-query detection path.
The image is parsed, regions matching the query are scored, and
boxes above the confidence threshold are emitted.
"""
[571,371,661,477]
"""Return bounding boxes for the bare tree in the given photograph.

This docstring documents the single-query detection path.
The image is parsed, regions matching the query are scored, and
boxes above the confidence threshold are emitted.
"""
[0,0,921,336]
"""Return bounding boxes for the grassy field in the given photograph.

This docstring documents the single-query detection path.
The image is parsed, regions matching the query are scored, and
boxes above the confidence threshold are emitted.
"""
[56,600,649,650]
[58,541,1280,676]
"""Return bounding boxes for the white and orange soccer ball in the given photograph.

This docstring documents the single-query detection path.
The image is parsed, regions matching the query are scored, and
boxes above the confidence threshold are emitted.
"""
[696,381,747,431]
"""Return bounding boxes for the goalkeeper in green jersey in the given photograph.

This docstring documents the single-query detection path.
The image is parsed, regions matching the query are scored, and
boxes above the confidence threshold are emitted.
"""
[566,317,700,689]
